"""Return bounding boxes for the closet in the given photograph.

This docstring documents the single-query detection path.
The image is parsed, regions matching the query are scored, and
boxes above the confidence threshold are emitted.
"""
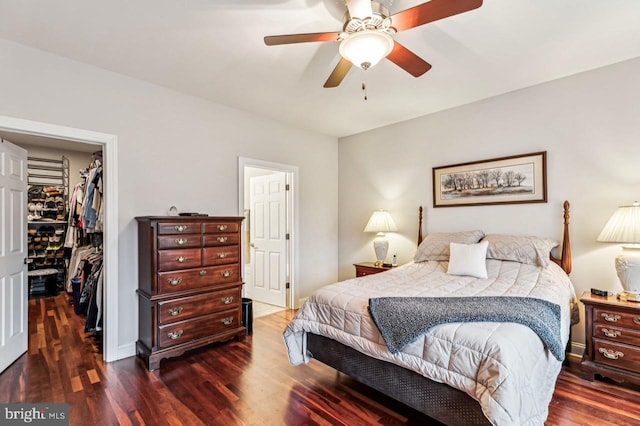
[22,143,105,351]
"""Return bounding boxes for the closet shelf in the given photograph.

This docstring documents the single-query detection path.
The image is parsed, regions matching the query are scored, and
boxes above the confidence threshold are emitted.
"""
[28,221,67,224]
[27,155,69,298]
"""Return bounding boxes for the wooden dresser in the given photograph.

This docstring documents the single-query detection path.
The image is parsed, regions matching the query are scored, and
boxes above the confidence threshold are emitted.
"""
[354,262,393,277]
[581,291,640,386]
[136,216,245,370]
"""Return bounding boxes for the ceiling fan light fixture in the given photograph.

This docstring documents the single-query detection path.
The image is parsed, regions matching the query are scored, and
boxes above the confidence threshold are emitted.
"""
[339,30,394,70]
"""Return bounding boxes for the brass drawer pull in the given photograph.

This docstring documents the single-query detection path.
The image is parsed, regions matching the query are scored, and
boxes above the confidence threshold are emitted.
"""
[634,317,640,325]
[217,236,228,243]
[222,296,234,305]
[176,256,188,263]
[175,225,188,232]
[199,270,207,276]
[168,307,184,316]
[221,317,234,325]
[601,313,621,322]
[218,253,228,259]
[221,270,234,278]
[175,238,188,245]
[602,328,621,338]
[167,277,183,286]
[167,330,184,340]
[217,225,228,231]
[599,347,624,360]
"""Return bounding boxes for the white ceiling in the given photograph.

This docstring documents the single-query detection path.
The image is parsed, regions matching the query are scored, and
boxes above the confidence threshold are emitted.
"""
[0,0,639,138]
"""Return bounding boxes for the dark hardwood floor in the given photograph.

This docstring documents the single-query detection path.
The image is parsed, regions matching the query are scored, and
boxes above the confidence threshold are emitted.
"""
[2,292,640,425]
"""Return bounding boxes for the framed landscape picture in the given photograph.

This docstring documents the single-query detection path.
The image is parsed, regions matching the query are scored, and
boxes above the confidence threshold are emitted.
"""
[433,151,547,207]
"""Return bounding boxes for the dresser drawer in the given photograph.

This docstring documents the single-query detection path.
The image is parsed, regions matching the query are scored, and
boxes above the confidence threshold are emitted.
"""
[203,222,240,234]
[594,307,640,329]
[157,222,201,235]
[158,248,202,272]
[157,234,201,250]
[157,264,241,293]
[158,309,240,349]
[203,233,239,246]
[594,324,640,346]
[593,338,640,373]
[158,287,241,325]
[203,246,239,266]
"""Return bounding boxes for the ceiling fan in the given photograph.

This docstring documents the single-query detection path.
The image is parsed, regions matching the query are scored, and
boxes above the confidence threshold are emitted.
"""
[264,0,483,88]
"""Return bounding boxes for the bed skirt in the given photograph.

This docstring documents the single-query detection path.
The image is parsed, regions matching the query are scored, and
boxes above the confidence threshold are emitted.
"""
[307,333,491,426]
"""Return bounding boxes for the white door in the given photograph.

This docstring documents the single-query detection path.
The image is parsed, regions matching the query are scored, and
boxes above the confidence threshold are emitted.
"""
[0,139,28,373]
[249,173,288,307]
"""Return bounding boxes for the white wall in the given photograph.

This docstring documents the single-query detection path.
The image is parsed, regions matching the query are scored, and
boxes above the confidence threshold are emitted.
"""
[0,39,339,357]
[339,57,640,350]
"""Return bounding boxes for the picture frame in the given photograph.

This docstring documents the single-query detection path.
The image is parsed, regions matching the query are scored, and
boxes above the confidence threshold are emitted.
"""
[433,151,547,207]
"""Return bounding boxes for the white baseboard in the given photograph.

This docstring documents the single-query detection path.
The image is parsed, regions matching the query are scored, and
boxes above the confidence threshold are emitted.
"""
[569,341,585,358]
[115,342,136,361]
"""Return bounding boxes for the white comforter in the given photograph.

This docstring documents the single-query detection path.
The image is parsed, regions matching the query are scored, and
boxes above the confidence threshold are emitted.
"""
[283,260,577,426]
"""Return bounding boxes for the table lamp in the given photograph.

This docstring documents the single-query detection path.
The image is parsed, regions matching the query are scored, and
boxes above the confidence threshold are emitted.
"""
[597,201,640,302]
[364,210,397,266]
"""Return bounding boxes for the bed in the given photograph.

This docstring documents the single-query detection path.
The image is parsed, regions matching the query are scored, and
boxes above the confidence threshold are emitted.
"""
[284,201,577,426]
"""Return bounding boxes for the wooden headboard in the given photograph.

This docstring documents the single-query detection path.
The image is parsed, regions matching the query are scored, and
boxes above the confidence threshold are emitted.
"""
[416,200,572,275]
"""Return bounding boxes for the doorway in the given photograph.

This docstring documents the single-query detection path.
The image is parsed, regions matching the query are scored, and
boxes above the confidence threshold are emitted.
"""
[238,157,297,312]
[0,115,119,363]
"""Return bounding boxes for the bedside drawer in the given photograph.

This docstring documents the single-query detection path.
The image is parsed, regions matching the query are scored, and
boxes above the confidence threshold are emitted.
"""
[158,309,240,349]
[593,338,640,373]
[594,324,640,346]
[355,264,389,277]
[594,307,640,329]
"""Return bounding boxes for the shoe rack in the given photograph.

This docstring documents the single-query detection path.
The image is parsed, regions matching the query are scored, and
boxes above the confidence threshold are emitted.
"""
[27,156,69,297]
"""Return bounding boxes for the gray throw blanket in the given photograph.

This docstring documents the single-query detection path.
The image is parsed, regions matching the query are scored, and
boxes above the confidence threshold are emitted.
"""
[368,296,564,361]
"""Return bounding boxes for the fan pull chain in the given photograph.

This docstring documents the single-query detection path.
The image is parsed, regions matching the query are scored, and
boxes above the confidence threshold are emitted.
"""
[362,81,368,101]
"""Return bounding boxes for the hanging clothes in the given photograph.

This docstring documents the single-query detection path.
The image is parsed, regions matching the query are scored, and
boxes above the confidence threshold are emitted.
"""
[66,151,105,340]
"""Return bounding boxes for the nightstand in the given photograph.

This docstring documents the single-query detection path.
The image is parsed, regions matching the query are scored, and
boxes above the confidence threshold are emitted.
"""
[581,291,640,386]
[354,262,393,277]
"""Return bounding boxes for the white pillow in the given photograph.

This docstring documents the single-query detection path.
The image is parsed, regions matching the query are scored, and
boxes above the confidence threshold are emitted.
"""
[447,241,489,279]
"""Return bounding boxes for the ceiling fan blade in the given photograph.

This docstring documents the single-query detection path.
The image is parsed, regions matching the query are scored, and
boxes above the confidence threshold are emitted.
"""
[386,42,432,77]
[264,32,342,46]
[390,0,483,33]
[324,58,353,88]
[346,0,373,19]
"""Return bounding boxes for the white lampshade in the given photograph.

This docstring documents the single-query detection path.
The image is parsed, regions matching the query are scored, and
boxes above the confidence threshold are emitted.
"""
[339,30,394,70]
[364,210,397,265]
[364,210,398,233]
[597,202,640,243]
[597,201,640,301]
